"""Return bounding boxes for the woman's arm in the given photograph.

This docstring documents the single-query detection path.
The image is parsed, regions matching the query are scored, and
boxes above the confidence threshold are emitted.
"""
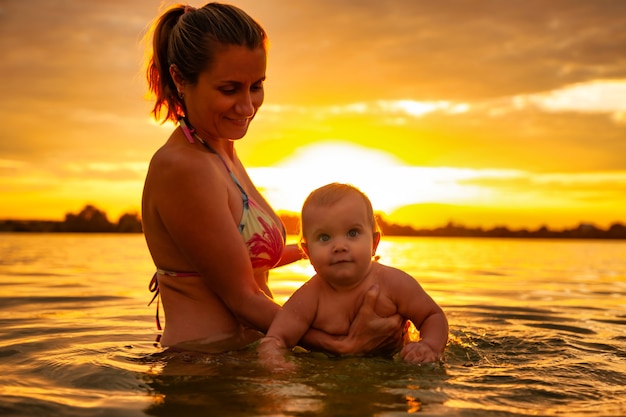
[274,243,305,268]
[151,151,281,332]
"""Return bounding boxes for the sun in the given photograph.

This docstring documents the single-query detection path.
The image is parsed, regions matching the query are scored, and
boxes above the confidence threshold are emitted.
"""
[248,141,492,215]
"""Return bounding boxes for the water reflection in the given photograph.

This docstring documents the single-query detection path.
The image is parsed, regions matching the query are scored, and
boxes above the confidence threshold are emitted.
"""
[2,235,625,416]
[141,347,450,416]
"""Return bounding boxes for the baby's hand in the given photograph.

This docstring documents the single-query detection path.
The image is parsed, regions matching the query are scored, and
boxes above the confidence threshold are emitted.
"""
[400,341,440,364]
[258,337,297,372]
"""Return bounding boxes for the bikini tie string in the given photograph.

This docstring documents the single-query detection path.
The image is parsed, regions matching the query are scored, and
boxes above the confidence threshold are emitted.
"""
[148,273,162,331]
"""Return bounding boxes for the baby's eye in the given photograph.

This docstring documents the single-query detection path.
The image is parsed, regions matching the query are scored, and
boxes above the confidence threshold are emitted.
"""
[318,234,330,242]
[348,229,360,238]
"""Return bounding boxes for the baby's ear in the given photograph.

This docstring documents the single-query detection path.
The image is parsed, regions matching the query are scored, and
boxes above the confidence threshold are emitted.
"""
[372,232,381,255]
[300,241,309,256]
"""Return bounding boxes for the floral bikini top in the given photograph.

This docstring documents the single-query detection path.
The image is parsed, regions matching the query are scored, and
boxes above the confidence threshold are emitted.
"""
[148,118,286,329]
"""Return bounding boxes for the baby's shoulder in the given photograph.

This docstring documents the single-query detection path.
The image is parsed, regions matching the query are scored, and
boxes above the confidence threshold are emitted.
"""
[372,262,414,283]
[372,263,421,300]
[296,274,325,294]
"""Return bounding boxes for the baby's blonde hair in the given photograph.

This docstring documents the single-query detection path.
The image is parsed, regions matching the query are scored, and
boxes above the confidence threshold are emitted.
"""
[300,183,381,242]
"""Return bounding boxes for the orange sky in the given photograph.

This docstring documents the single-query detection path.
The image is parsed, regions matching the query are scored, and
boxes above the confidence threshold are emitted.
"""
[1,0,625,230]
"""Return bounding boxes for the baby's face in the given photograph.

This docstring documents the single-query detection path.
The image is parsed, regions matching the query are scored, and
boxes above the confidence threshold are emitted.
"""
[302,194,378,288]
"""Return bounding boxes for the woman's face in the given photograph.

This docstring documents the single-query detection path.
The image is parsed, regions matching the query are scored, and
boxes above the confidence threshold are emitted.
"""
[184,45,266,141]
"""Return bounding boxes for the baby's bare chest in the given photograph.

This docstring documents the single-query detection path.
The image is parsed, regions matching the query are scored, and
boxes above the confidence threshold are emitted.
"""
[313,290,398,336]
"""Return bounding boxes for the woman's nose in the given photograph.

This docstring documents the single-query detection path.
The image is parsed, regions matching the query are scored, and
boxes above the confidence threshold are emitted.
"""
[235,92,254,117]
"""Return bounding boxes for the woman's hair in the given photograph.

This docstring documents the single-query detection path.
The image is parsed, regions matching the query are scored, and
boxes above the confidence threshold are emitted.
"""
[300,183,381,240]
[145,3,267,123]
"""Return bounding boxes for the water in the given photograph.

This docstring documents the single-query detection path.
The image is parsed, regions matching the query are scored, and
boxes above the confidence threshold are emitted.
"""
[0,233,625,416]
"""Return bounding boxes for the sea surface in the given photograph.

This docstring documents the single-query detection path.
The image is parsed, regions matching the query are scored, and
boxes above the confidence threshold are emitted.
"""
[0,233,625,417]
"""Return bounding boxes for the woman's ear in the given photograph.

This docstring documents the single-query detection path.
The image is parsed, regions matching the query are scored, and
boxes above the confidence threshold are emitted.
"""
[169,64,185,95]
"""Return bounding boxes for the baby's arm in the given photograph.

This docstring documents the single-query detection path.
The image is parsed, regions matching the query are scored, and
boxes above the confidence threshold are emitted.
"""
[257,334,295,371]
[258,281,318,369]
[388,268,448,363]
[402,303,448,364]
[400,340,441,363]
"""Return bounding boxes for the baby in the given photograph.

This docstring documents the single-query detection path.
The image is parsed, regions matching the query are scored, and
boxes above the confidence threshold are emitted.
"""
[259,183,448,368]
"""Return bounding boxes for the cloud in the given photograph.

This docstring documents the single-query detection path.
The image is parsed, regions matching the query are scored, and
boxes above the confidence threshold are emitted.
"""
[265,78,626,120]
[521,79,626,120]
[253,76,626,172]
[255,0,626,102]
[461,170,626,204]
[3,0,625,107]
[1,0,625,225]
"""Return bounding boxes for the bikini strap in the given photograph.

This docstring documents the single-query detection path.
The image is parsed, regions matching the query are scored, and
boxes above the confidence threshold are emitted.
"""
[178,117,248,232]
[179,117,196,144]
[178,117,231,172]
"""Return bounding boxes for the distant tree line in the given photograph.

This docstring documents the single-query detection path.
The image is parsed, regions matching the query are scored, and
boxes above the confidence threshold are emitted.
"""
[1,205,625,239]
[279,213,626,240]
[376,218,626,240]
[0,205,142,233]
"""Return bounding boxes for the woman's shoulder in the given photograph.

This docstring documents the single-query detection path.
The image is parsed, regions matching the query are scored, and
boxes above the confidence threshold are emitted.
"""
[149,138,222,179]
[144,145,230,211]
[151,135,200,163]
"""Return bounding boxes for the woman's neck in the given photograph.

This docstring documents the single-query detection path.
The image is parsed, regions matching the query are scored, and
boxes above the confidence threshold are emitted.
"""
[180,117,236,161]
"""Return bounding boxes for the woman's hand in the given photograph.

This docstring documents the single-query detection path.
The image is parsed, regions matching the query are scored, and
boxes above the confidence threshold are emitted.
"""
[330,284,405,355]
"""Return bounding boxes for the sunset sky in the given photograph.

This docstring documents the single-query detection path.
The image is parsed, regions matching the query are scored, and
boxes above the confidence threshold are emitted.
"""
[1,0,625,230]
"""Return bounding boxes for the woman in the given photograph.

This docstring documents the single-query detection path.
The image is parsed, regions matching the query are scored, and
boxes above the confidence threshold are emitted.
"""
[142,2,402,353]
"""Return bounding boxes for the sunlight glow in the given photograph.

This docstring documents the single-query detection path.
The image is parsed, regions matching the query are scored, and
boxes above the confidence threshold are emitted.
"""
[248,141,514,214]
